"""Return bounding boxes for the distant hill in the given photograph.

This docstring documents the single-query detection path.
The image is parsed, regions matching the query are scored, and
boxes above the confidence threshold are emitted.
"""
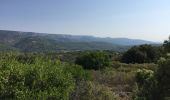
[43,34,156,46]
[0,30,159,52]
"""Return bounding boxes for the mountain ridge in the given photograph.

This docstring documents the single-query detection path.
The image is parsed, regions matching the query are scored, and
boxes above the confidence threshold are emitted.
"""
[0,30,158,44]
[0,30,159,52]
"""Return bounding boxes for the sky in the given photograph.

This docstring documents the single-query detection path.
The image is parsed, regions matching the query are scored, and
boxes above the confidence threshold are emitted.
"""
[0,0,170,42]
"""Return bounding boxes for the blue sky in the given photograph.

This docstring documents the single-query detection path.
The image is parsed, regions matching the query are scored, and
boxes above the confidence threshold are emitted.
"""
[0,0,170,42]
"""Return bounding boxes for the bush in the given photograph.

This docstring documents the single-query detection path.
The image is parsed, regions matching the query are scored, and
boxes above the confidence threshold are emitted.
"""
[63,63,91,81]
[134,55,170,100]
[122,45,159,64]
[75,51,111,70]
[156,57,170,99]
[134,69,156,100]
[0,57,75,99]
[163,37,170,53]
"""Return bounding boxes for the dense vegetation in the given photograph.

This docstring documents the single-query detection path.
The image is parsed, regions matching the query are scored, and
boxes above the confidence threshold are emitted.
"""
[0,53,90,99]
[132,38,170,100]
[121,44,161,64]
[0,52,157,100]
[75,51,111,70]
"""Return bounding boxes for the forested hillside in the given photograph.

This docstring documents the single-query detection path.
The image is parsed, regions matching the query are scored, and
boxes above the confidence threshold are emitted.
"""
[0,30,158,52]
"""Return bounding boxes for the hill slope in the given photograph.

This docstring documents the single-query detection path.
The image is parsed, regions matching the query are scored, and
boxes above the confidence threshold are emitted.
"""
[0,30,157,52]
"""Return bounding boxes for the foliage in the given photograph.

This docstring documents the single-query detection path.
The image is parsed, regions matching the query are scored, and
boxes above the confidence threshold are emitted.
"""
[122,44,159,64]
[75,51,111,70]
[134,69,157,100]
[0,54,76,99]
[155,56,170,99]
[63,63,91,81]
[134,56,170,100]
[163,36,170,53]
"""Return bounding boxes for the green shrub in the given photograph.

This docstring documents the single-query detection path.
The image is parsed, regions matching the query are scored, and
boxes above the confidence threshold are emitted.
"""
[122,45,159,64]
[163,37,170,54]
[156,57,170,99]
[63,63,91,81]
[0,57,75,100]
[134,69,156,100]
[133,56,170,100]
[75,51,111,70]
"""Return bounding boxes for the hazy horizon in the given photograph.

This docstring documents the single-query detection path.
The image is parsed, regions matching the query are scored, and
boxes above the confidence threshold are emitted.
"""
[0,0,170,42]
[0,29,163,43]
